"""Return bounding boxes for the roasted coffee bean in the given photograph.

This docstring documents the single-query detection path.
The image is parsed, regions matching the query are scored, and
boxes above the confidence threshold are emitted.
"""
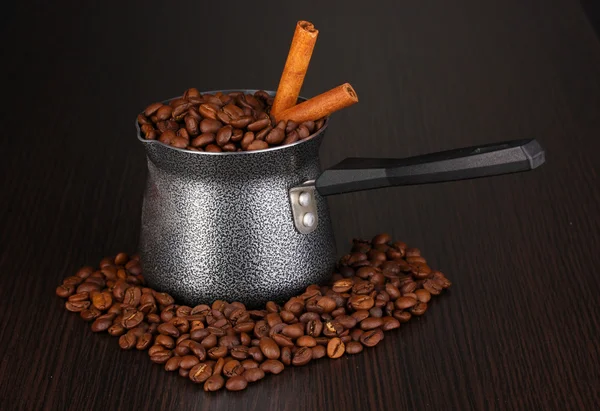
[415,289,432,303]
[260,359,284,374]
[317,296,337,313]
[80,307,101,321]
[349,295,375,311]
[190,363,213,383]
[197,103,217,120]
[191,132,215,148]
[91,316,113,332]
[423,279,443,295]
[92,291,112,311]
[204,144,222,152]
[199,333,217,349]
[241,359,259,370]
[243,367,265,383]
[372,233,391,245]
[136,333,153,350]
[297,125,310,139]
[200,119,222,133]
[272,333,294,348]
[216,125,233,146]
[204,374,225,392]
[282,130,299,145]
[382,316,401,331]
[240,131,255,150]
[157,322,180,338]
[76,282,100,294]
[292,347,312,366]
[225,375,248,391]
[165,356,182,371]
[123,287,141,307]
[281,323,304,339]
[327,337,345,358]
[279,346,292,366]
[360,317,384,330]
[119,332,137,350]
[255,125,272,141]
[155,105,172,121]
[144,102,162,117]
[176,334,190,346]
[350,328,364,342]
[332,279,354,293]
[208,346,228,359]
[108,323,125,337]
[183,115,199,136]
[216,110,232,125]
[265,126,285,145]
[336,315,357,330]
[169,136,187,148]
[122,310,144,329]
[65,301,90,312]
[353,281,374,295]
[395,296,417,310]
[266,312,282,327]
[63,276,83,287]
[188,342,207,360]
[393,310,412,323]
[351,310,370,322]
[206,359,222,379]
[410,302,428,316]
[245,346,263,363]
[219,335,240,349]
[360,328,384,347]
[148,345,165,356]
[230,346,249,360]
[247,118,270,132]
[68,291,89,303]
[346,341,364,354]
[259,337,280,359]
[369,307,383,318]
[151,351,173,366]
[399,280,418,294]
[223,359,244,378]
[296,335,317,347]
[247,140,268,151]
[206,326,226,337]
[56,285,75,298]
[155,334,175,349]
[279,310,295,323]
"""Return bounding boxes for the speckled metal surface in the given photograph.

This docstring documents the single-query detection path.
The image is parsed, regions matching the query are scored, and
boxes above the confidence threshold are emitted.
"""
[137,90,337,307]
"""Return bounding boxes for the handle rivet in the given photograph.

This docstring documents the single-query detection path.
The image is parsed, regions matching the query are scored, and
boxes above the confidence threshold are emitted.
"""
[302,212,315,227]
[298,191,311,206]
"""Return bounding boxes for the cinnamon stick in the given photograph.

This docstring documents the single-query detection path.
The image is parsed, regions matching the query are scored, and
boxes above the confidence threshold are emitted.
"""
[276,83,358,123]
[271,21,319,118]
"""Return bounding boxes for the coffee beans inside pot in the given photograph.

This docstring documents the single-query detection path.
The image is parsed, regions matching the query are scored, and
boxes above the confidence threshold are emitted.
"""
[56,234,451,392]
[138,88,327,152]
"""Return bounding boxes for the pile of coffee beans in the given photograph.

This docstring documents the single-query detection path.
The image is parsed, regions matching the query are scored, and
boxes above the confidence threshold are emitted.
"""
[56,234,451,392]
[137,88,326,152]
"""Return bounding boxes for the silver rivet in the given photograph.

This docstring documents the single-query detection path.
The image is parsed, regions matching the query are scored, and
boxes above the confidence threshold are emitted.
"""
[298,191,311,207]
[302,212,315,227]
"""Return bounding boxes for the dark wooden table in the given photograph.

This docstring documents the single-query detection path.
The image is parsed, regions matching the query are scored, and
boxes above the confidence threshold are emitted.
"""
[1,1,599,410]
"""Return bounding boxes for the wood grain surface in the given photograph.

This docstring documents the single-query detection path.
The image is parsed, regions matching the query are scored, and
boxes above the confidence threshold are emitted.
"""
[1,0,599,410]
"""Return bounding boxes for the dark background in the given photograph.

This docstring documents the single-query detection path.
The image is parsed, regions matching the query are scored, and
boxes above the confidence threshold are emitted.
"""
[1,1,599,410]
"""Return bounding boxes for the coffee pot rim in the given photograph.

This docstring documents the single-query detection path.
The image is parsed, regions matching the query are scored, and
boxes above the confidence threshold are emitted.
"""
[136,89,330,156]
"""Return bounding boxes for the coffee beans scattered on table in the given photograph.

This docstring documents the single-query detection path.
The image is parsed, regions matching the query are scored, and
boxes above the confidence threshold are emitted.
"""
[137,88,326,152]
[56,234,451,392]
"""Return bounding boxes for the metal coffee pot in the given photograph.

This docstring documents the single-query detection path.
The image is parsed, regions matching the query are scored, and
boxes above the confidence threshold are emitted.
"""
[137,89,545,307]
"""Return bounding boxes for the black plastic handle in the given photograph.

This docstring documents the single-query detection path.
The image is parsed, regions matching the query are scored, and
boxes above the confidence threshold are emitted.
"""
[315,139,545,196]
